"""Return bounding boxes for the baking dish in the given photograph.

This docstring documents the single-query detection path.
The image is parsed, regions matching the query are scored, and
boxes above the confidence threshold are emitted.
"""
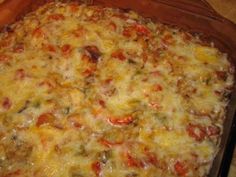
[0,0,235,177]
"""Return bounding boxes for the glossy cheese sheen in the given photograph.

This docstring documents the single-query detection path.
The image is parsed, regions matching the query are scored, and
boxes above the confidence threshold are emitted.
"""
[0,2,234,177]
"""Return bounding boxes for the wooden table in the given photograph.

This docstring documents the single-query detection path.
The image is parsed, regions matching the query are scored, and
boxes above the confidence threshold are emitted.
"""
[207,0,236,24]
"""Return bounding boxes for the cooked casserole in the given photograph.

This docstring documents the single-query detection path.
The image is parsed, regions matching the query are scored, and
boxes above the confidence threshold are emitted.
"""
[0,2,234,177]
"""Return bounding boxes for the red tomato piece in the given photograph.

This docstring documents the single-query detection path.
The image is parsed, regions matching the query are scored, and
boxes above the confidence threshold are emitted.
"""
[15,69,26,80]
[135,24,150,36]
[91,161,101,177]
[82,67,96,77]
[215,71,227,81]
[73,28,85,38]
[162,34,175,46]
[98,100,106,108]
[108,116,134,126]
[2,97,12,110]
[99,138,122,148]
[174,161,188,176]
[71,122,81,128]
[13,43,24,53]
[108,22,117,31]
[32,27,45,38]
[104,78,113,84]
[36,113,55,127]
[0,38,12,48]
[151,71,161,76]
[3,169,21,177]
[146,152,158,167]
[111,50,126,61]
[68,115,82,129]
[69,3,79,12]
[125,152,144,168]
[0,54,11,63]
[182,32,192,42]
[207,125,221,136]
[48,14,65,21]
[186,124,206,142]
[61,44,72,57]
[45,44,56,53]
[154,84,163,91]
[122,27,133,37]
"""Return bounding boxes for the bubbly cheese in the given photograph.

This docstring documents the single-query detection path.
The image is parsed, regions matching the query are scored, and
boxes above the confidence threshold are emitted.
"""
[0,2,234,177]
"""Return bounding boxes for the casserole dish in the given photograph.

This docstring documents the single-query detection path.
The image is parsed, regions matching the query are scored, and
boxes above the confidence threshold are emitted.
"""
[0,0,235,177]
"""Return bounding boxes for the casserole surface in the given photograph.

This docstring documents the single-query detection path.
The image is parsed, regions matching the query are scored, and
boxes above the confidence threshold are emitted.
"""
[0,2,235,177]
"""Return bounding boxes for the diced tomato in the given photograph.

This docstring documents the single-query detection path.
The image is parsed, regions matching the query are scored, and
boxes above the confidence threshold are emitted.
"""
[123,27,133,37]
[44,44,56,53]
[98,100,106,108]
[135,24,150,36]
[141,52,148,64]
[68,116,82,129]
[91,161,101,177]
[108,22,117,31]
[108,116,134,126]
[48,14,65,21]
[61,44,72,57]
[186,124,206,142]
[0,54,11,63]
[2,97,12,110]
[99,138,122,148]
[0,39,11,48]
[104,78,113,84]
[207,125,221,136]
[123,24,150,37]
[72,121,82,128]
[36,113,55,127]
[142,77,148,82]
[73,28,85,38]
[162,34,175,46]
[70,3,79,12]
[214,90,222,96]
[13,43,24,53]
[0,33,14,48]
[125,152,144,168]
[182,32,192,42]
[145,152,158,167]
[215,71,227,81]
[174,161,188,176]
[82,67,96,76]
[151,71,161,76]
[111,50,126,61]
[3,169,21,177]
[15,69,26,80]
[32,27,45,38]
[153,84,163,91]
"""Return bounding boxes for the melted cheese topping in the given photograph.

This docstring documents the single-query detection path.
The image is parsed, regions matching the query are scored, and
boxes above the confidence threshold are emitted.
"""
[0,2,234,177]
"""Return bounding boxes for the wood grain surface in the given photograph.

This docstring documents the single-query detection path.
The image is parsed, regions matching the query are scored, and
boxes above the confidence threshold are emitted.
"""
[207,0,236,23]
